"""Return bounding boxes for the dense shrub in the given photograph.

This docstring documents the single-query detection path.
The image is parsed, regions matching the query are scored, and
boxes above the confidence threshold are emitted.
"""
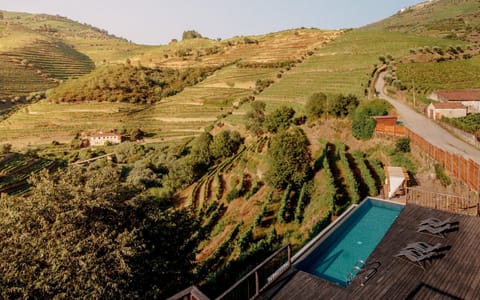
[328,94,359,118]
[264,106,295,133]
[395,137,411,153]
[352,99,391,140]
[210,130,243,159]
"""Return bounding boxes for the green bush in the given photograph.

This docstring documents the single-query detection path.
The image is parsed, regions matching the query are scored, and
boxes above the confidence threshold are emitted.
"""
[352,99,390,140]
[395,137,411,153]
[305,92,327,120]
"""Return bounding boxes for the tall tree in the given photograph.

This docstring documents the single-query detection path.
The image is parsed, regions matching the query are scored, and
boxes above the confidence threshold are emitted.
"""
[266,126,312,189]
[264,106,295,133]
[245,101,266,135]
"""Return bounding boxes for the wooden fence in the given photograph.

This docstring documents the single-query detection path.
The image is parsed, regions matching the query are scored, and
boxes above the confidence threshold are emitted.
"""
[375,125,480,193]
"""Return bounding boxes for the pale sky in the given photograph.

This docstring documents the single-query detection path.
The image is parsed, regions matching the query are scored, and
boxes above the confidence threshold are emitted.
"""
[1,0,422,45]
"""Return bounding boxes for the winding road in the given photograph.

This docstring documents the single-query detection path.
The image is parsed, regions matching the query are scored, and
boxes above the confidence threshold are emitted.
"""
[375,72,480,164]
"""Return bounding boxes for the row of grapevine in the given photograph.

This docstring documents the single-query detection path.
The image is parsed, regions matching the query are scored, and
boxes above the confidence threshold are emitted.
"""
[352,151,378,196]
[276,184,291,223]
[335,142,360,204]
[198,202,226,240]
[254,189,273,227]
[294,182,309,224]
[322,142,337,213]
[196,222,243,275]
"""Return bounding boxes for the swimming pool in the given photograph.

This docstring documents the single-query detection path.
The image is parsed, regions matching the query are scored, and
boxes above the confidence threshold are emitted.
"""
[294,198,404,287]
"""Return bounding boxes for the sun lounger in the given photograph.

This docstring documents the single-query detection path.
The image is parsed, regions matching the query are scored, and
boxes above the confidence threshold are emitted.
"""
[417,223,457,238]
[394,249,436,270]
[404,241,443,254]
[418,217,453,228]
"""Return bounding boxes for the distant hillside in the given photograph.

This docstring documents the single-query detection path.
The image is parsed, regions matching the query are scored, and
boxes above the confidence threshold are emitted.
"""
[366,0,480,42]
[0,10,145,63]
[48,64,220,103]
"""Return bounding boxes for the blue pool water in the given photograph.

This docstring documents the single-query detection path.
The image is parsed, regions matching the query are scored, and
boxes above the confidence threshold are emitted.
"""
[295,198,404,287]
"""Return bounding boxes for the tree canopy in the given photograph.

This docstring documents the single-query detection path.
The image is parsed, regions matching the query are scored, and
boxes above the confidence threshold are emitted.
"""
[266,126,312,189]
[305,92,327,120]
[264,106,295,133]
[0,166,198,299]
[182,30,203,40]
[352,99,391,140]
[245,101,266,135]
[210,130,243,159]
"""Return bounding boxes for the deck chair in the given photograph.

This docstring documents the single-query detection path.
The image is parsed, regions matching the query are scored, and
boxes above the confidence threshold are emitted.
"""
[394,249,436,270]
[417,223,457,238]
[418,217,453,228]
[404,242,443,254]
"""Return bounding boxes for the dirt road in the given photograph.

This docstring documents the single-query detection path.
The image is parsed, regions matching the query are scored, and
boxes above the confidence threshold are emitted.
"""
[375,72,480,164]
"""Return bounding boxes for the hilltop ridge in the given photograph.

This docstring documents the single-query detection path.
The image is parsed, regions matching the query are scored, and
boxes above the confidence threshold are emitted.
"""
[366,0,480,41]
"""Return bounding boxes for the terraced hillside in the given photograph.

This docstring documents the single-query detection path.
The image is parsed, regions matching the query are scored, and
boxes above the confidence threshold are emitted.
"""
[0,21,95,98]
[0,55,57,97]
[366,0,480,42]
[182,133,388,296]
[5,40,94,80]
[257,29,463,107]
[1,10,145,64]
[0,29,339,147]
[0,152,54,195]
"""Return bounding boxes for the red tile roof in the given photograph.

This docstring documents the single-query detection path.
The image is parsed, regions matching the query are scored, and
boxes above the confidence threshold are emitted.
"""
[431,102,466,109]
[433,89,480,101]
[90,133,122,138]
[373,116,397,120]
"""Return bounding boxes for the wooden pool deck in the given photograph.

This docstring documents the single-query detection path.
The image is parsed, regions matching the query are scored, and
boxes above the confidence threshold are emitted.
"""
[262,204,480,299]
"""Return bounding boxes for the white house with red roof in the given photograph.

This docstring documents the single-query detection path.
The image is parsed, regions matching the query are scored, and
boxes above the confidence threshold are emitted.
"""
[430,89,480,113]
[88,132,122,146]
[427,101,467,120]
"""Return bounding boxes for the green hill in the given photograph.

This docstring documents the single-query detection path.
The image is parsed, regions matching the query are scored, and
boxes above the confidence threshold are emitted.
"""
[366,0,480,42]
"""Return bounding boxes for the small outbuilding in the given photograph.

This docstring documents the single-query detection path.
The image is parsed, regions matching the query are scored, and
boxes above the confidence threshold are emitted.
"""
[374,115,398,126]
[427,102,467,120]
[385,166,409,199]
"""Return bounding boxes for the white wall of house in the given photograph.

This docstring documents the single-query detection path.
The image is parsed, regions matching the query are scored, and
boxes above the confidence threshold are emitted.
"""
[89,135,121,146]
[427,103,467,120]
[461,101,480,113]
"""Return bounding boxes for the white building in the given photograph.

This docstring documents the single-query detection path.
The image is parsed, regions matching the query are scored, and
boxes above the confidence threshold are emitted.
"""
[429,89,480,113]
[88,133,122,146]
[427,102,467,120]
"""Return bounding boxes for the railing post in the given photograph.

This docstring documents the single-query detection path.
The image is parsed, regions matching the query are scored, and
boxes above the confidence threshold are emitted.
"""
[255,271,259,297]
[288,244,291,267]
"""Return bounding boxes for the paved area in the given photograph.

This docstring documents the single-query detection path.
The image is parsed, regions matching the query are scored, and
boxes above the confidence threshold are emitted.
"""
[375,72,480,164]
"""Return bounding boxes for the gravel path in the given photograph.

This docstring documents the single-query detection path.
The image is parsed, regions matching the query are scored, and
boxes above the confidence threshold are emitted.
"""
[375,71,480,164]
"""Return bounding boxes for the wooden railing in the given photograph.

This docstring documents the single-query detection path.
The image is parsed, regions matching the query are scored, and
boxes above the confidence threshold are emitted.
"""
[406,187,479,216]
[216,244,292,300]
